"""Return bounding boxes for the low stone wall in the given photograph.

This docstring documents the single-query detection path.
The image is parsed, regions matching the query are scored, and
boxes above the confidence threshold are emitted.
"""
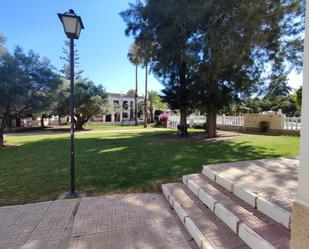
[217,114,300,136]
[244,127,300,136]
[217,124,244,132]
[244,114,284,131]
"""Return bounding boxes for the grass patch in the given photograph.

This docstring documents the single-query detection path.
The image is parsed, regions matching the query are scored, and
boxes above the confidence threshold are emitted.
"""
[0,131,299,205]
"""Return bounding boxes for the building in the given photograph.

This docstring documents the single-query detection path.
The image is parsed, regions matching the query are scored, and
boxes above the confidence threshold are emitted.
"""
[98,92,145,125]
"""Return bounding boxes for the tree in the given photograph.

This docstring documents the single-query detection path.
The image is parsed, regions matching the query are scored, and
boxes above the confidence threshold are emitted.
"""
[195,0,304,137]
[55,79,108,130]
[121,0,200,136]
[122,0,304,138]
[148,91,165,123]
[52,81,70,124]
[0,47,61,146]
[126,89,136,96]
[243,91,301,116]
[128,43,143,125]
[60,40,84,80]
[0,34,7,55]
[296,87,303,109]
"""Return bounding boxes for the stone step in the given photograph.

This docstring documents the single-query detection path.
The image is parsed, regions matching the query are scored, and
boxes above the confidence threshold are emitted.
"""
[202,162,293,229]
[162,182,250,249]
[183,173,291,249]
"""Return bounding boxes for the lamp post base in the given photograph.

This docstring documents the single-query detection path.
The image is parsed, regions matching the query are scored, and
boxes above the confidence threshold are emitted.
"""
[66,191,81,199]
[57,191,86,200]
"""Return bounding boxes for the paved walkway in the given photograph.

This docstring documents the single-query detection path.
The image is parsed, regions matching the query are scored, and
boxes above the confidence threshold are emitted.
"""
[0,194,198,249]
[206,157,299,213]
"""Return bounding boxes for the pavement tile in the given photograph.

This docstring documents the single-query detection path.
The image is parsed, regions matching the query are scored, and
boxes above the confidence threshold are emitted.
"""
[69,194,197,249]
[206,157,298,213]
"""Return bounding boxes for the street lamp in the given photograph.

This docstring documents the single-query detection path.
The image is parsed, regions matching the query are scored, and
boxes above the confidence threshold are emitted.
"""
[58,9,84,197]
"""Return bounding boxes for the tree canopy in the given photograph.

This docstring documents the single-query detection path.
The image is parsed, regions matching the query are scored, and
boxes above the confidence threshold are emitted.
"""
[0,46,62,146]
[60,40,84,80]
[121,0,305,137]
[54,79,108,130]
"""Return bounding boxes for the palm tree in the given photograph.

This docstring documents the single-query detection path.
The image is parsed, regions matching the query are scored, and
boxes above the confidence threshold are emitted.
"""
[128,43,142,126]
[148,91,163,123]
[144,63,148,128]
[129,40,152,128]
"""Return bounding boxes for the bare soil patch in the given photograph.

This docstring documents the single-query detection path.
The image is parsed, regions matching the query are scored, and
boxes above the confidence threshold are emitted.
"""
[153,130,241,142]
[0,144,22,150]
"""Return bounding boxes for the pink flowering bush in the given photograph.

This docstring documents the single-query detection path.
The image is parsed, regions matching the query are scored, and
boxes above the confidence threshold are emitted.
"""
[159,113,169,122]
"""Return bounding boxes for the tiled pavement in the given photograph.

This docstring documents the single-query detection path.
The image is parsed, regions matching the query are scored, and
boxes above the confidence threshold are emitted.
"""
[205,157,298,213]
[69,194,198,249]
[0,194,198,249]
[0,199,78,249]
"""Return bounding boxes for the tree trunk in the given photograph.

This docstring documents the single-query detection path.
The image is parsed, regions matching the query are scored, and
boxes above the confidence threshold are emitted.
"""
[75,116,83,130]
[75,121,83,131]
[0,116,6,147]
[150,105,154,123]
[135,65,138,126]
[75,115,89,130]
[179,108,188,137]
[177,60,189,137]
[40,116,45,128]
[0,129,4,147]
[58,115,61,125]
[8,116,12,132]
[207,108,217,138]
[144,63,148,128]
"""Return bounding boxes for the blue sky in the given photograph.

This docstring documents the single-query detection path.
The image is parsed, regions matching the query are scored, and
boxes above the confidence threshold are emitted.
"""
[0,0,303,94]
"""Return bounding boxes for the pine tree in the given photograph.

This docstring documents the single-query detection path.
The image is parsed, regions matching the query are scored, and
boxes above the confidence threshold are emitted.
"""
[60,40,84,80]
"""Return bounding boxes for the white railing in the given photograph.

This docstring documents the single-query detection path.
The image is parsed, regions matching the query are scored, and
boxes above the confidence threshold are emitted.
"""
[284,117,301,130]
[166,114,301,132]
[167,115,207,129]
[167,116,180,129]
[167,115,244,129]
[217,115,244,127]
[188,115,206,127]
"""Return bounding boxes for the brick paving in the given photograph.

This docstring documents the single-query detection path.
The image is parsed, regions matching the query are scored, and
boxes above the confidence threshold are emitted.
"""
[206,157,298,213]
[0,194,198,249]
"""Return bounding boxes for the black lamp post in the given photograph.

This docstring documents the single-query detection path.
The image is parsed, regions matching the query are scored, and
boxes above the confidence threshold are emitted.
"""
[58,9,84,197]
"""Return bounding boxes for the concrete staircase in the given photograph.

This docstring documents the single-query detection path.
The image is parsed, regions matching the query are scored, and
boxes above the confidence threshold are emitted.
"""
[162,162,291,249]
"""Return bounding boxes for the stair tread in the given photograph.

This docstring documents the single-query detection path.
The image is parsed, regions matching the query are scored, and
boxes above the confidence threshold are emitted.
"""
[164,182,250,249]
[184,173,290,249]
[204,158,297,213]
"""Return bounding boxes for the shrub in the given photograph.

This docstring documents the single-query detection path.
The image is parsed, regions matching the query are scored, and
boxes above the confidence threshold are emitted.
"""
[193,122,207,130]
[159,113,169,122]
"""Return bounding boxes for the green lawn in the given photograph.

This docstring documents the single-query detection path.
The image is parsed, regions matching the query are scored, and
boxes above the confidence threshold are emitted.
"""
[0,130,299,206]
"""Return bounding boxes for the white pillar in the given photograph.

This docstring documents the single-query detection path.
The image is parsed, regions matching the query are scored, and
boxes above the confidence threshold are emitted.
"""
[296,1,309,208]
[120,97,123,124]
[290,2,309,248]
[111,111,115,123]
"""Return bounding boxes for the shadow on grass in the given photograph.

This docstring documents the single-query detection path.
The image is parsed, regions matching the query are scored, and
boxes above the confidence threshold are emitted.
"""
[0,131,296,205]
